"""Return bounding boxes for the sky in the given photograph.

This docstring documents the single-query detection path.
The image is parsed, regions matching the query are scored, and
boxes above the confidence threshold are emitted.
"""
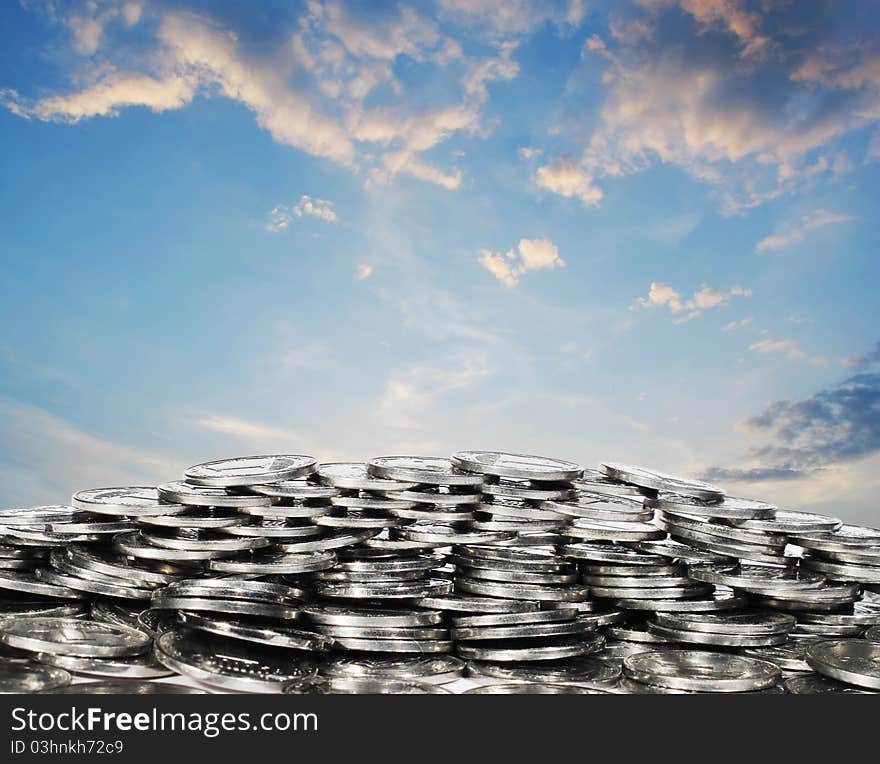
[1,0,879,524]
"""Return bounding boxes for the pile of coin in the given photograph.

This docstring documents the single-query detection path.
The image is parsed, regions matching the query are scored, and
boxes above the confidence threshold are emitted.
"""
[1,451,879,694]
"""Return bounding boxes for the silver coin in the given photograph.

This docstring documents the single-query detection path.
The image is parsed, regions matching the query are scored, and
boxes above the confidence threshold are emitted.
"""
[805,639,880,689]
[176,611,334,651]
[392,524,514,545]
[0,570,87,600]
[453,620,587,641]
[215,521,324,539]
[136,509,245,529]
[155,628,317,692]
[633,539,736,564]
[647,622,789,647]
[47,520,134,535]
[466,683,606,694]
[653,611,795,635]
[547,494,653,523]
[316,513,412,531]
[453,545,565,567]
[805,545,880,565]
[563,519,664,542]
[467,655,620,685]
[238,503,330,520]
[368,456,484,487]
[668,533,789,565]
[388,506,475,522]
[472,500,565,523]
[34,651,173,678]
[482,480,578,502]
[661,521,785,554]
[792,622,865,637]
[319,654,466,683]
[150,597,300,620]
[90,600,144,630]
[793,523,880,546]
[245,480,338,500]
[458,566,577,585]
[623,649,780,692]
[727,510,841,534]
[42,680,205,694]
[35,568,151,600]
[0,662,71,692]
[751,582,861,609]
[559,541,667,565]
[113,531,232,561]
[456,578,590,602]
[314,462,416,491]
[450,451,583,482]
[457,634,604,662]
[274,529,381,553]
[471,517,566,533]
[382,489,482,506]
[333,637,453,652]
[0,601,87,618]
[452,608,577,628]
[314,578,452,600]
[139,531,269,553]
[606,624,671,644]
[284,676,452,694]
[649,494,774,520]
[800,556,880,583]
[156,482,274,508]
[161,578,306,603]
[582,573,694,588]
[743,642,812,672]
[784,673,876,694]
[596,640,653,664]
[582,562,683,576]
[49,551,160,591]
[301,604,442,627]
[590,584,712,600]
[66,545,190,586]
[184,455,316,488]
[579,609,626,628]
[208,551,336,575]
[337,555,443,574]
[72,487,188,517]
[574,470,649,498]
[688,564,825,593]
[328,495,418,511]
[658,511,787,548]
[798,602,880,627]
[415,594,540,614]
[600,463,725,501]
[0,505,86,525]
[0,617,150,657]
[865,625,880,641]
[614,591,747,613]
[310,623,448,640]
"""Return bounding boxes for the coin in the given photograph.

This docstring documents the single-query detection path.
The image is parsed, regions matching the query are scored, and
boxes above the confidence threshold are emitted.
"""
[465,683,606,694]
[135,509,245,529]
[562,519,664,542]
[313,578,452,599]
[783,673,876,694]
[0,617,150,657]
[154,628,317,691]
[150,598,300,620]
[315,462,417,491]
[393,525,514,545]
[798,602,880,627]
[653,611,796,635]
[34,651,173,679]
[559,542,667,565]
[453,619,588,641]
[34,568,152,601]
[207,550,336,575]
[156,482,273,508]
[330,637,453,653]
[319,654,466,684]
[139,531,269,553]
[450,451,583,482]
[688,564,825,593]
[647,622,789,647]
[0,506,86,525]
[456,634,604,661]
[176,611,334,651]
[301,604,443,627]
[184,455,316,487]
[726,510,841,534]
[600,464,725,501]
[482,480,577,502]
[623,650,780,692]
[72,488,188,517]
[452,608,577,628]
[245,480,338,499]
[867,626,880,642]
[368,457,484,487]
[800,557,880,583]
[467,655,621,685]
[455,578,590,602]
[805,639,880,690]
[633,539,736,564]
[743,642,812,672]
[284,676,452,694]
[66,544,190,586]
[547,494,653,523]
[415,594,540,614]
[113,531,230,561]
[649,494,774,520]
[0,662,71,692]
[0,570,84,599]
[42,680,205,694]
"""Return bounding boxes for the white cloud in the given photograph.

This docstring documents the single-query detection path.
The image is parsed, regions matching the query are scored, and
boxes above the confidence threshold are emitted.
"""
[756,209,855,252]
[518,146,543,160]
[192,415,302,444]
[479,238,565,287]
[356,263,374,280]
[723,317,753,331]
[0,397,175,506]
[748,337,804,360]
[268,195,338,231]
[534,157,603,206]
[637,282,751,322]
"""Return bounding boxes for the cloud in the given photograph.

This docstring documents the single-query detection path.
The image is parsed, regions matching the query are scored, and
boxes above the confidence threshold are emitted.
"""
[436,0,586,39]
[541,2,880,213]
[356,263,374,280]
[756,208,855,252]
[637,281,751,321]
[518,146,543,160]
[478,238,565,287]
[192,415,301,444]
[268,195,338,231]
[702,358,880,481]
[534,157,603,206]
[748,337,803,360]
[840,341,880,369]
[4,3,531,190]
[377,351,492,428]
[723,317,753,331]
[0,397,175,505]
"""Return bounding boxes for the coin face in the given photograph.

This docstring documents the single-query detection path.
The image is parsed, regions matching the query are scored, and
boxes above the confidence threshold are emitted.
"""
[0,617,151,657]
[783,673,875,694]
[806,639,880,690]
[368,456,484,486]
[623,650,780,692]
[184,455,316,487]
[0,662,71,692]
[600,463,725,501]
[71,488,185,517]
[155,629,318,692]
[450,451,583,481]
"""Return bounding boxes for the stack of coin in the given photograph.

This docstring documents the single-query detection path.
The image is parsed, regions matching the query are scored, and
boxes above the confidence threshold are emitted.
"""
[621,650,782,693]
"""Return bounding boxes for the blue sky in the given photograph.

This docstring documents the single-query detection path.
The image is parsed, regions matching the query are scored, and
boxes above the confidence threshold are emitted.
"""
[1,0,879,523]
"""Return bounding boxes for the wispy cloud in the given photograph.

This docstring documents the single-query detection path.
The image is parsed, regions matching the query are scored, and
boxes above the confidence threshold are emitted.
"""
[268,195,338,232]
[479,238,565,287]
[748,337,803,360]
[637,282,751,323]
[192,415,302,444]
[756,209,855,252]
[356,263,374,280]
[723,317,753,331]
